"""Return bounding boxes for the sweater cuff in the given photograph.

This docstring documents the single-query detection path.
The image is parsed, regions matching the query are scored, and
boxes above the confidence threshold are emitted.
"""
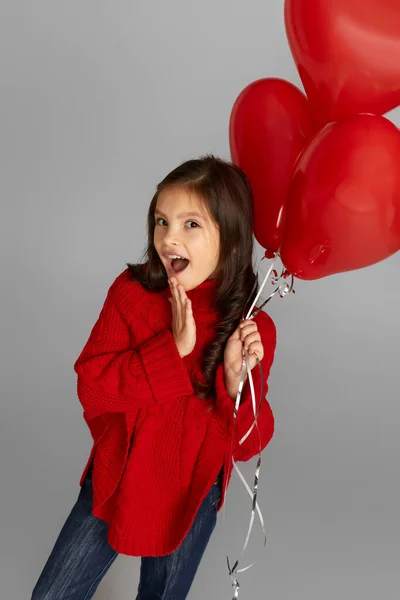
[138,329,194,403]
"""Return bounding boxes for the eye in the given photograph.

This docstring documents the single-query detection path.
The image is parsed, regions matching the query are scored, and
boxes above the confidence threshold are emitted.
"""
[154,217,199,228]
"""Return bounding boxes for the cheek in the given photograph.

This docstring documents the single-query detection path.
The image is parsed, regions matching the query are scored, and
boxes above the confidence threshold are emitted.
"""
[203,231,219,257]
[153,228,163,246]
[210,238,220,262]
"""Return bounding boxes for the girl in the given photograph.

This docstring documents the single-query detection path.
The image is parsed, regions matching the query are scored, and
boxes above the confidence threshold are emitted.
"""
[31,154,277,600]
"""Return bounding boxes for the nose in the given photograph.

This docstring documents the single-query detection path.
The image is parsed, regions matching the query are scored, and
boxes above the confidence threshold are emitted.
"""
[163,226,182,247]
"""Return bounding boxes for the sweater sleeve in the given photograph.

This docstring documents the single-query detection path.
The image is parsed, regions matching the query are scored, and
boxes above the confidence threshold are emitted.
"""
[214,311,276,462]
[74,283,194,421]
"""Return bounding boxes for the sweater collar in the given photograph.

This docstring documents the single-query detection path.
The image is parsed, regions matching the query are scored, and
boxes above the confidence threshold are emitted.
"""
[165,277,219,314]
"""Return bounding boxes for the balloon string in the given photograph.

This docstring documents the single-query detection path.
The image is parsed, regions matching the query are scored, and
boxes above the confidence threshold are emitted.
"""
[222,251,295,598]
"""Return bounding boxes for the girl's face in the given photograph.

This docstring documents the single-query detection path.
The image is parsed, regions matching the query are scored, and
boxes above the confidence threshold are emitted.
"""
[154,186,220,291]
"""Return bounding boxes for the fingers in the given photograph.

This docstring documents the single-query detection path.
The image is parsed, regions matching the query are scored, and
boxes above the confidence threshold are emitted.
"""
[239,319,257,332]
[178,281,187,306]
[168,277,188,324]
[239,319,258,342]
[168,279,177,313]
[241,330,259,347]
[228,319,258,343]
[239,319,264,358]
[246,340,263,359]
[169,278,182,307]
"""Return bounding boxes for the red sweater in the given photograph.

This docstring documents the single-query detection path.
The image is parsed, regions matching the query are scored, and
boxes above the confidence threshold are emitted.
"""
[74,267,276,556]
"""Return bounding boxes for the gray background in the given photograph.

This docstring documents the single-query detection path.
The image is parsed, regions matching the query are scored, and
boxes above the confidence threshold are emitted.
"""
[2,1,400,599]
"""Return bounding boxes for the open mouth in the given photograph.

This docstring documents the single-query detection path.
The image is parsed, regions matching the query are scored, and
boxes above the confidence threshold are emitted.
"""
[167,255,190,274]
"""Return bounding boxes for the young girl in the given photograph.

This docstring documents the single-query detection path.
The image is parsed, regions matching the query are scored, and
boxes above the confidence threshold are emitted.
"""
[31,155,277,600]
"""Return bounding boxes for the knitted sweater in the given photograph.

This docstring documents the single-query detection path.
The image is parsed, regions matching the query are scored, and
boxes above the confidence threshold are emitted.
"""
[73,267,276,556]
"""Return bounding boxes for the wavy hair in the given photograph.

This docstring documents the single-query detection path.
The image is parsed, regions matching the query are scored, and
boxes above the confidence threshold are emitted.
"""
[126,154,259,403]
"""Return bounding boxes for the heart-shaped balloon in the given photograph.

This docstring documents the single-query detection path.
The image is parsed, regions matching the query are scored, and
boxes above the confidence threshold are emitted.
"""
[280,114,400,280]
[285,0,400,125]
[229,78,316,252]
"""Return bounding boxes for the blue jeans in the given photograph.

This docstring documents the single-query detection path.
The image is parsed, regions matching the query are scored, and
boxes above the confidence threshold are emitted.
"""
[31,462,223,600]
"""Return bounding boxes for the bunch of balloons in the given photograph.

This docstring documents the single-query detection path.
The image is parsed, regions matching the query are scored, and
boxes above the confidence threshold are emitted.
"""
[229,0,400,280]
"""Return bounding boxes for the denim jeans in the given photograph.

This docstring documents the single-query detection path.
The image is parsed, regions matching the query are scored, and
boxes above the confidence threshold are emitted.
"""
[31,462,223,600]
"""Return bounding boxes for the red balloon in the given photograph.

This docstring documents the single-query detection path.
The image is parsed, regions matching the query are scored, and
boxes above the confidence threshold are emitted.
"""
[280,114,400,280]
[229,78,315,252]
[284,0,400,126]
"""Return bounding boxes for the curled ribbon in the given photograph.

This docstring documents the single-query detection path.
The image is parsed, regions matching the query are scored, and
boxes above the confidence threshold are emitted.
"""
[221,251,294,598]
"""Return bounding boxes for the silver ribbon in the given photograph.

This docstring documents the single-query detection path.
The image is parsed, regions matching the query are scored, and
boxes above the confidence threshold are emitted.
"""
[221,251,295,598]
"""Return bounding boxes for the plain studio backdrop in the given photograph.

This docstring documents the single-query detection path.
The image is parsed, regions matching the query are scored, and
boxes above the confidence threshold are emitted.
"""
[1,1,399,599]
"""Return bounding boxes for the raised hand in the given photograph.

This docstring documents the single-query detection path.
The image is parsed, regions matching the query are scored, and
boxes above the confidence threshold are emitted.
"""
[168,277,196,358]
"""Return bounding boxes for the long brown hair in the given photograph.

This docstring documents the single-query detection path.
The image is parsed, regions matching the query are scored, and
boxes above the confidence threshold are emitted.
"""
[126,154,259,402]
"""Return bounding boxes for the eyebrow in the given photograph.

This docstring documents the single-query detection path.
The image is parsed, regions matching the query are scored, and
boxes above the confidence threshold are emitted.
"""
[154,210,206,220]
